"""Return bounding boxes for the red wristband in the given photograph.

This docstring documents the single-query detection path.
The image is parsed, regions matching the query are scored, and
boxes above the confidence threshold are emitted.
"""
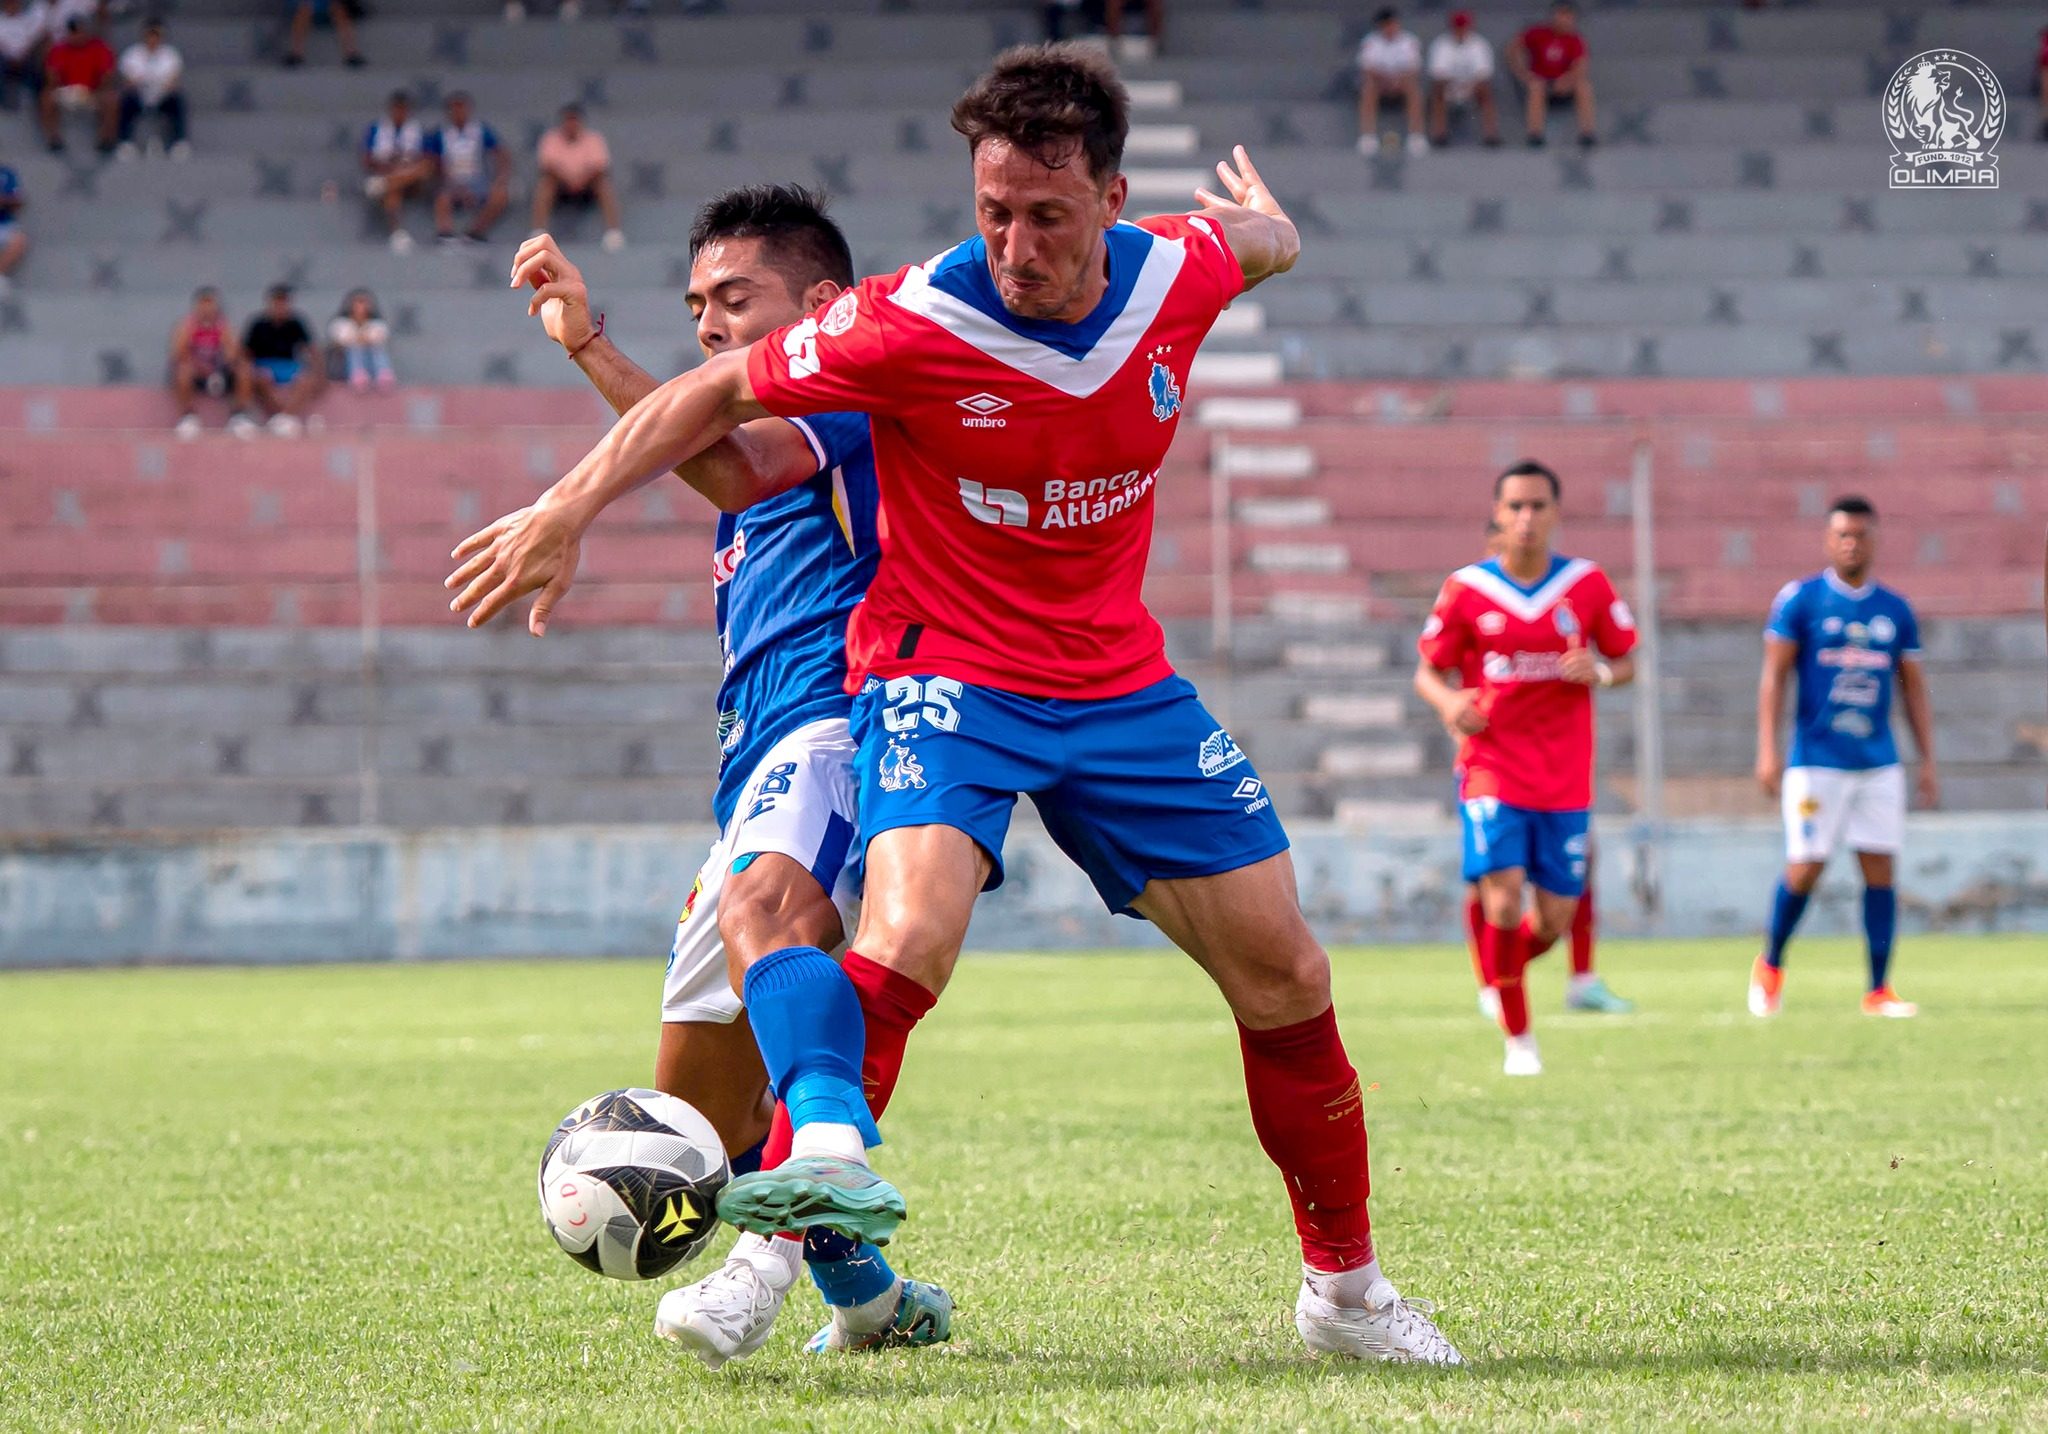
[566,312,605,361]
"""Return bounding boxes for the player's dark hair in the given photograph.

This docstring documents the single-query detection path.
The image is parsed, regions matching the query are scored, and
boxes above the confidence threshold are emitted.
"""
[688,183,856,295]
[1494,459,1562,499]
[950,42,1129,186]
[1830,495,1877,521]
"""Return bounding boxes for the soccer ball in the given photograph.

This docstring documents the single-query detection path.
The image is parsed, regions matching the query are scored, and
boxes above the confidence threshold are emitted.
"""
[538,1088,730,1280]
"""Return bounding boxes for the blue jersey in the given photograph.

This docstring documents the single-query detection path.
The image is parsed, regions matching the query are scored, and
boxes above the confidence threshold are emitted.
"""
[711,411,881,828]
[1765,570,1920,771]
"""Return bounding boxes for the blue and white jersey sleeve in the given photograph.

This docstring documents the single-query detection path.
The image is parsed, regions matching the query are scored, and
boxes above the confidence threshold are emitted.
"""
[785,410,870,476]
[1893,597,1922,659]
[1764,579,1804,645]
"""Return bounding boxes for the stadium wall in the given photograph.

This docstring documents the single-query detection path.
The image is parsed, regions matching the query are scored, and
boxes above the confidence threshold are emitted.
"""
[3,814,2044,968]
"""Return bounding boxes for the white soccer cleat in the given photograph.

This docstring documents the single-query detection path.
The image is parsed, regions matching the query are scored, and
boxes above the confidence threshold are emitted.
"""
[653,1250,795,1371]
[602,227,627,253]
[1477,987,1501,1023]
[1296,1277,1465,1366]
[1748,956,1782,1018]
[1503,1033,1542,1077]
[173,413,203,441]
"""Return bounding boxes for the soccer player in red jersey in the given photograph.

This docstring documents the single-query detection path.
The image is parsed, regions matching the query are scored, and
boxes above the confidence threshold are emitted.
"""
[1415,462,1638,1075]
[451,44,1462,1363]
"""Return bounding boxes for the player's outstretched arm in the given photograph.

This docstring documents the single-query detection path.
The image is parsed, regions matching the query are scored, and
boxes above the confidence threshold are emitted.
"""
[1193,145,1300,290]
[446,350,766,634]
[508,234,816,513]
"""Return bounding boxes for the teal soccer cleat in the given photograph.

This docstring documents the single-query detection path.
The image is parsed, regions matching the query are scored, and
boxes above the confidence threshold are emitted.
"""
[805,1279,955,1353]
[714,1155,907,1246]
[1565,976,1635,1014]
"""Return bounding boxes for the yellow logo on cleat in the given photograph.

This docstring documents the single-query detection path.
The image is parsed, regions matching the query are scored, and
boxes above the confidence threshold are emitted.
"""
[654,1193,699,1241]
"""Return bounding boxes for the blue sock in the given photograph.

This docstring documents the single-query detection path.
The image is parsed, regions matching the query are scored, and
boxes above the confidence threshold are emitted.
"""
[1863,885,1897,991]
[1765,881,1810,969]
[804,1231,899,1308]
[740,946,880,1147]
[729,1136,767,1178]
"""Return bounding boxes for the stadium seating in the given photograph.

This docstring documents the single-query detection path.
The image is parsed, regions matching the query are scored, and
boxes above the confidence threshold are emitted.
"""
[2,0,2043,834]
[2,0,2046,384]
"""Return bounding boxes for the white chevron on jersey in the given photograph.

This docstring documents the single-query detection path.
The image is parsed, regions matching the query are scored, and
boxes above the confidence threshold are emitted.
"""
[886,224,1189,400]
[1452,557,1596,623]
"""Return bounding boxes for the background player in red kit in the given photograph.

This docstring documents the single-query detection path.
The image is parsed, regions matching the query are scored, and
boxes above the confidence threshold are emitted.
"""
[450,45,1463,1364]
[1415,461,1637,1075]
[1450,514,1631,1022]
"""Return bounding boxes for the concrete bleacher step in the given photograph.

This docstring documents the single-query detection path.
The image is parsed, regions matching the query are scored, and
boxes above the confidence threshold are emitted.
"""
[1333,797,1447,831]
[1190,352,1283,387]
[1247,543,1347,575]
[1317,742,1426,779]
[1236,496,1330,528]
[1266,593,1368,626]
[1211,442,1314,481]
[1298,693,1404,728]
[1123,168,1210,202]
[1124,79,1184,111]
[1281,642,1388,673]
[1195,397,1300,430]
[1208,303,1266,340]
[1126,124,1200,159]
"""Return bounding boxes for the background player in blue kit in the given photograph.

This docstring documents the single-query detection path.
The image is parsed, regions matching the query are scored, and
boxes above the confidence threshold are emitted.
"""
[1751,496,1938,1019]
[471,187,951,1365]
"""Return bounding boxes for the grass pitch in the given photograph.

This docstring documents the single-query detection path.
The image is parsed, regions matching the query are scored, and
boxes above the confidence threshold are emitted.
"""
[4,937,2045,1431]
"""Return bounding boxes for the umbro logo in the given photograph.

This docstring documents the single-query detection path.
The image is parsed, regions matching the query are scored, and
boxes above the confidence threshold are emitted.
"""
[956,392,1011,428]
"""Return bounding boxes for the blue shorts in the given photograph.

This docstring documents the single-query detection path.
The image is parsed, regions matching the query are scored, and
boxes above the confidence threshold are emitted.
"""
[1460,797,1589,897]
[851,673,1290,917]
[253,357,300,386]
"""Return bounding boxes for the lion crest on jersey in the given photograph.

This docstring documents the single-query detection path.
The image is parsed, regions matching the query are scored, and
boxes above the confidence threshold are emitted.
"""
[878,741,926,792]
[1148,361,1182,422]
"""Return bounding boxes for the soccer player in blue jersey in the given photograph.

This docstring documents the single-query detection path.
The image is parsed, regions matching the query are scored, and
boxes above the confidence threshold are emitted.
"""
[482,188,951,1364]
[1750,496,1938,1019]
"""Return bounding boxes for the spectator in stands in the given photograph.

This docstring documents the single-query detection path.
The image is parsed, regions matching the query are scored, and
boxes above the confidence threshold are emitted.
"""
[242,283,323,437]
[1356,7,1427,157]
[532,103,624,252]
[328,287,395,392]
[426,91,508,247]
[1104,0,1162,58]
[115,18,187,161]
[1509,0,1596,148]
[282,0,365,69]
[1427,10,1501,148]
[363,89,429,252]
[169,287,258,439]
[1040,0,1104,43]
[0,160,25,296]
[0,0,50,113]
[38,15,116,156]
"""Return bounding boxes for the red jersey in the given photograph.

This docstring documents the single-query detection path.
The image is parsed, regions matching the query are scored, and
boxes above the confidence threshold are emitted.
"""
[47,38,115,90]
[1519,25,1586,81]
[746,213,1242,698]
[1417,554,1636,811]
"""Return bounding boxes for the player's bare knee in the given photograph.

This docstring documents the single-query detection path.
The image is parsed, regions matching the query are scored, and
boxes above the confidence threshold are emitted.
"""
[1784,862,1824,895]
[716,860,842,975]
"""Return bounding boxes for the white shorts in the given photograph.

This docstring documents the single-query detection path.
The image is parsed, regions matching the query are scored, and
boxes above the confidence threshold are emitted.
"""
[1782,764,1905,863]
[660,717,862,1024]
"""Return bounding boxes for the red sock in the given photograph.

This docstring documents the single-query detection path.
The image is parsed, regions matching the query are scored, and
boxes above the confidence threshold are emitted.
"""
[841,950,938,1120]
[1483,922,1530,1036]
[1521,915,1558,962]
[761,1101,794,1167]
[1464,894,1491,988]
[1570,882,1596,978]
[1237,1006,1374,1272]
